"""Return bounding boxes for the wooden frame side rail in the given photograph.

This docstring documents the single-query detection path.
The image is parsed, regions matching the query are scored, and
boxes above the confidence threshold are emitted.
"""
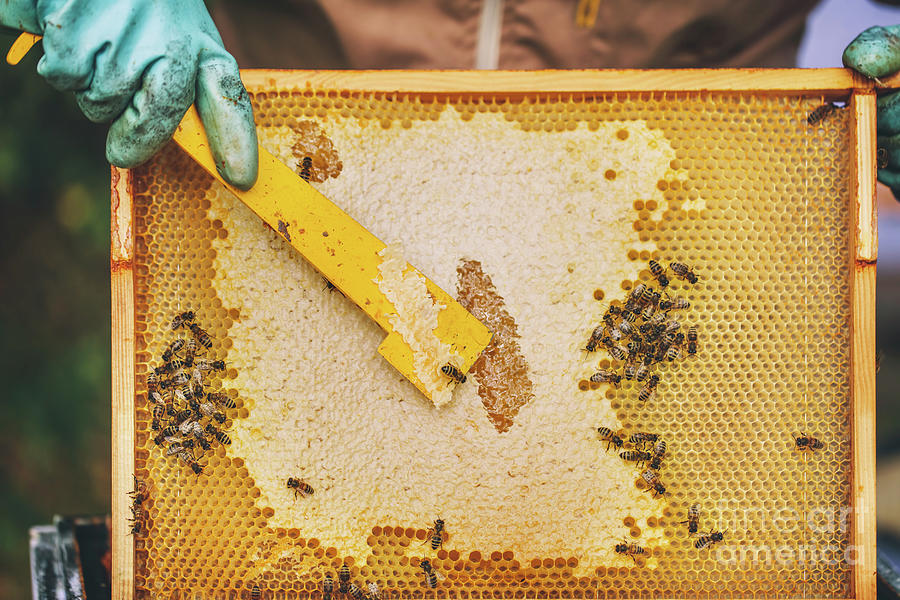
[850,91,878,600]
[111,166,135,600]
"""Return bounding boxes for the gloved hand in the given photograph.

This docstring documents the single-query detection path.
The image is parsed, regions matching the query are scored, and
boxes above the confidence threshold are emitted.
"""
[0,0,258,190]
[844,26,900,198]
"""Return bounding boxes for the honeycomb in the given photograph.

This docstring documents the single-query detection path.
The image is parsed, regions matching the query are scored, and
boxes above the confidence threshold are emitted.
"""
[129,79,854,598]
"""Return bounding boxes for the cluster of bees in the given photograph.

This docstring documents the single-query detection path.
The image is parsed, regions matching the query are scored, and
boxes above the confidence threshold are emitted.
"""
[587,261,727,559]
[585,260,699,404]
[146,311,235,476]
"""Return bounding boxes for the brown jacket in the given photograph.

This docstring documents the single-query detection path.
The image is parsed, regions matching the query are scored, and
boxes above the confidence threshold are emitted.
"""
[213,0,820,70]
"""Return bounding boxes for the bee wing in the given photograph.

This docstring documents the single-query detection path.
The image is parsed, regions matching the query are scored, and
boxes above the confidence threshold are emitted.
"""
[432,568,446,582]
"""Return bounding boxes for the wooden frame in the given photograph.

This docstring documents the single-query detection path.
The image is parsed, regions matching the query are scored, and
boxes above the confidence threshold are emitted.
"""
[110,69,877,600]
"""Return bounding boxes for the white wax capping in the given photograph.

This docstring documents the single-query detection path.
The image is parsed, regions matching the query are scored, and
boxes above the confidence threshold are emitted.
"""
[375,243,454,407]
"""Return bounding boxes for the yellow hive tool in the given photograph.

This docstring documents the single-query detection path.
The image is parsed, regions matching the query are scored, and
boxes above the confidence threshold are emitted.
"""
[8,33,492,403]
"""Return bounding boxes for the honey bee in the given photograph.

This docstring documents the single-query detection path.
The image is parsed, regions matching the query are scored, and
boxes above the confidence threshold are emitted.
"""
[619,450,652,467]
[152,432,167,447]
[441,363,467,384]
[151,405,165,431]
[185,458,204,475]
[597,427,624,451]
[180,419,204,438]
[206,424,232,445]
[208,392,237,409]
[629,432,658,448]
[348,584,366,600]
[174,408,194,424]
[287,477,314,498]
[198,400,224,420]
[161,338,185,363]
[620,308,638,323]
[300,156,313,182]
[694,530,724,550]
[652,439,667,460]
[183,336,198,363]
[807,102,839,126]
[189,323,212,349]
[634,359,651,382]
[250,584,261,600]
[795,432,824,451]
[147,372,159,390]
[128,504,144,535]
[367,582,380,600]
[173,383,194,403]
[426,518,445,550]
[686,325,699,356]
[648,260,669,287]
[196,436,211,451]
[659,296,689,311]
[148,389,166,405]
[664,319,681,333]
[161,425,179,438]
[171,310,195,330]
[323,575,334,600]
[195,359,226,371]
[622,361,636,381]
[640,303,656,321]
[589,368,621,387]
[166,442,188,456]
[129,475,148,506]
[339,565,351,594]
[585,324,606,352]
[628,283,648,305]
[153,362,176,376]
[615,319,634,337]
[420,559,443,588]
[669,262,698,284]
[640,468,666,497]
[614,541,645,563]
[638,375,660,403]
[168,371,189,387]
[604,339,628,361]
[665,344,681,362]
[681,504,700,535]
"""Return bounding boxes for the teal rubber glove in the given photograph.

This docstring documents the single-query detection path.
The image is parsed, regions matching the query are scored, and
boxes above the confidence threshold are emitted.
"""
[844,26,900,197]
[0,0,258,190]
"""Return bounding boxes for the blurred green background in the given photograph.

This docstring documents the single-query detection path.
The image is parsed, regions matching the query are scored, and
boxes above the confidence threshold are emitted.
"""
[4,0,900,596]
[0,29,110,598]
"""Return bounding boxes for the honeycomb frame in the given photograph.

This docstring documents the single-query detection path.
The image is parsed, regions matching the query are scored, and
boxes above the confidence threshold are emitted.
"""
[109,69,878,600]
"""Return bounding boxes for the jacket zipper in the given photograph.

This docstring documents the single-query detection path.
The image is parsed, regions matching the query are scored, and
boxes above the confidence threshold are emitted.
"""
[475,0,504,69]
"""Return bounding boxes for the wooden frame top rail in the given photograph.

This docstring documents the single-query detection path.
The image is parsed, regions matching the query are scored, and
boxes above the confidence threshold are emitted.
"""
[241,68,877,94]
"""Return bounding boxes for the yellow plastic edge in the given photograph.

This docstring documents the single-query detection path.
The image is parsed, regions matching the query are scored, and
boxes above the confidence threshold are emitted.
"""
[6,32,41,65]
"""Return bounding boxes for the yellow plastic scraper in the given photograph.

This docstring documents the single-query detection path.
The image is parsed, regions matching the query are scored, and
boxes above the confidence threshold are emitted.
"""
[8,33,492,404]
